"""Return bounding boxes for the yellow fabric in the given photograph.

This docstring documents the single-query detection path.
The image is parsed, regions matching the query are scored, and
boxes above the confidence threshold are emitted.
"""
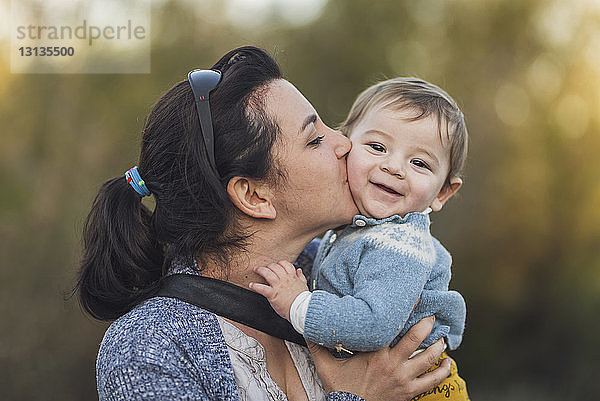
[410,352,470,401]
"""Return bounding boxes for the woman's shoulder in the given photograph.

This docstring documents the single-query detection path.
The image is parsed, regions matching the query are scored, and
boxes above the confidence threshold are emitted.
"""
[97,297,233,391]
[99,296,222,359]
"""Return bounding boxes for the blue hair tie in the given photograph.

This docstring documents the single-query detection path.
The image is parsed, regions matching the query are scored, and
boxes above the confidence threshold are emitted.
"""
[125,166,151,197]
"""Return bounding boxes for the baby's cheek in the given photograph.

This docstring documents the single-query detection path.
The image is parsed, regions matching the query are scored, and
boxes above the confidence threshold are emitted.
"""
[346,168,362,196]
[415,192,437,211]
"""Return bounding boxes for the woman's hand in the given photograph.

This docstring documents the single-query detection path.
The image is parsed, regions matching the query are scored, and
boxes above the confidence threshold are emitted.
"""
[249,260,309,320]
[308,316,451,401]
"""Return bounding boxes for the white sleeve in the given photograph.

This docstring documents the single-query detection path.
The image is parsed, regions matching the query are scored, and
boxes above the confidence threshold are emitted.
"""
[289,291,312,335]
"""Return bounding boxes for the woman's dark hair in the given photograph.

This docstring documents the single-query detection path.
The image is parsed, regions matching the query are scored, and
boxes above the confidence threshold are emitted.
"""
[76,46,283,320]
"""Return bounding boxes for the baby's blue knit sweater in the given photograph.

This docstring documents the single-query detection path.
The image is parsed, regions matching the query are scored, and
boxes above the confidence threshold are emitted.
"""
[305,212,466,352]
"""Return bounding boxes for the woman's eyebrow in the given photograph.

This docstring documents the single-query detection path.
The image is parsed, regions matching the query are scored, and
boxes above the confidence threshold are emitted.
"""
[299,114,317,135]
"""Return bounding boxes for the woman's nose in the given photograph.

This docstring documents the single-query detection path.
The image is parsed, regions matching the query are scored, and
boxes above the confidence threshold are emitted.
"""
[332,130,351,159]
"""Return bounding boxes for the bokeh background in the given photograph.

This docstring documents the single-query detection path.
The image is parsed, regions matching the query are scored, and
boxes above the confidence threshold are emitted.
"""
[1,0,600,399]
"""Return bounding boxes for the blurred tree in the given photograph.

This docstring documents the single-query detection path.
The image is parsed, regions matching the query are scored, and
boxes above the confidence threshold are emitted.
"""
[0,0,598,399]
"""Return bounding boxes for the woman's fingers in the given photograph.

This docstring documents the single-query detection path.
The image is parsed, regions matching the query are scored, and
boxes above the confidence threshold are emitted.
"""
[412,357,451,393]
[408,338,446,375]
[307,318,450,401]
[391,315,436,360]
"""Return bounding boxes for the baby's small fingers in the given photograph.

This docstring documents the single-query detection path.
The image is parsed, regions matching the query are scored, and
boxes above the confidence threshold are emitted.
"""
[254,265,279,284]
[267,262,288,278]
[249,282,275,299]
[278,260,297,274]
[296,268,308,284]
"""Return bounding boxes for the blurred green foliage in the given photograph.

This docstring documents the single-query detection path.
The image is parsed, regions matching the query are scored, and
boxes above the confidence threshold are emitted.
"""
[1,0,599,399]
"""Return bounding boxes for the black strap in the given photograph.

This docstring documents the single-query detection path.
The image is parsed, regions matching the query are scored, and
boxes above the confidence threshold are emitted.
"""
[157,274,306,346]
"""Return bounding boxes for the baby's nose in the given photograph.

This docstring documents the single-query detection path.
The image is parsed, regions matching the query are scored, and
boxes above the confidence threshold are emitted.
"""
[381,163,405,178]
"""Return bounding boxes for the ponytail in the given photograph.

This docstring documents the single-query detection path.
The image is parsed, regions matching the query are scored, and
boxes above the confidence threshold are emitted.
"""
[76,176,164,320]
[75,46,283,321]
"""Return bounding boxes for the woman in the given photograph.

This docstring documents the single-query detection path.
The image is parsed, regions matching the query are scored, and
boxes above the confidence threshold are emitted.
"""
[76,46,451,400]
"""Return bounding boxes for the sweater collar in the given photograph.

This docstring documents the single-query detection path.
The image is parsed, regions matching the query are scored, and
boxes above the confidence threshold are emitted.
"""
[350,209,432,228]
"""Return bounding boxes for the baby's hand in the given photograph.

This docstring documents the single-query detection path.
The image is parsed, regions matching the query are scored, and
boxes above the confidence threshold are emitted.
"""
[249,260,309,321]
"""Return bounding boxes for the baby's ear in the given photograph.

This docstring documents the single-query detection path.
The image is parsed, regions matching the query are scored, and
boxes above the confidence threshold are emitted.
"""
[430,177,462,212]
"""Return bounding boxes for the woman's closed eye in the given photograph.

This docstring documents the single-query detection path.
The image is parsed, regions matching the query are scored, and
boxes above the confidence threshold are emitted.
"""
[307,135,324,147]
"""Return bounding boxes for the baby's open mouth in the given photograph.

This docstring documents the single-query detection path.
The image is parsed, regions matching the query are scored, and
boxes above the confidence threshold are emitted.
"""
[373,182,401,196]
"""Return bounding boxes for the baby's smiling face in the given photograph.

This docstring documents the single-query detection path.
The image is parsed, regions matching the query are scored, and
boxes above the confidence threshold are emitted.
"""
[346,105,462,219]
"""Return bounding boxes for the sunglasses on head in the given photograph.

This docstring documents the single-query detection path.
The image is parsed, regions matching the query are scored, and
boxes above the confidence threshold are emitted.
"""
[188,69,222,176]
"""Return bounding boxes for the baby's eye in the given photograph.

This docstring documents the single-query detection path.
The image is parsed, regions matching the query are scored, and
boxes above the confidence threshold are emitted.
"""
[411,159,431,170]
[307,135,324,147]
[368,143,386,153]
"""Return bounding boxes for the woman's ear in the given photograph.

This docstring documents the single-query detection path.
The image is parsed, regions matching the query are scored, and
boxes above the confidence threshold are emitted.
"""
[226,177,277,219]
[430,177,462,212]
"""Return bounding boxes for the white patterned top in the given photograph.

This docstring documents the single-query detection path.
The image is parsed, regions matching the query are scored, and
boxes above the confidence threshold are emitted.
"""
[217,316,327,401]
